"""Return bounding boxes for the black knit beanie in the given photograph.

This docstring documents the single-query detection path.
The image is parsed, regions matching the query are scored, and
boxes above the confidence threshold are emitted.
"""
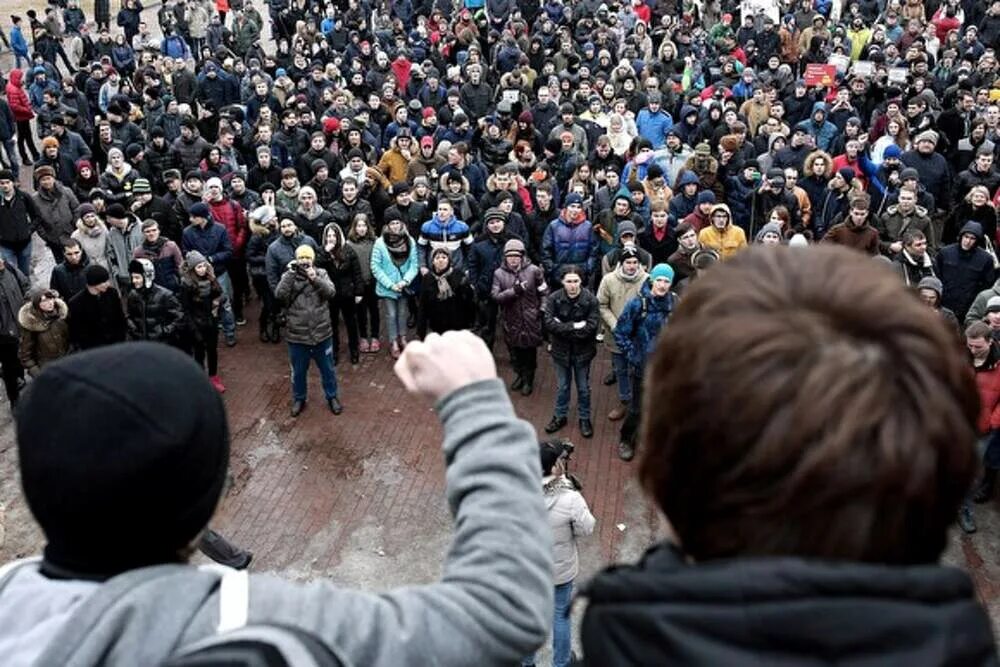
[16,343,230,578]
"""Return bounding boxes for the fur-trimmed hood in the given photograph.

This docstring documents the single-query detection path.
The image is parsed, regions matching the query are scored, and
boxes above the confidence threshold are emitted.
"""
[18,299,68,332]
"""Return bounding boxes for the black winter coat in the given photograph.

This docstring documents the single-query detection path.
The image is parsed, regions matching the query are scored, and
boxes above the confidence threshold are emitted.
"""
[67,289,126,350]
[315,245,363,301]
[543,287,599,364]
[935,241,996,320]
[468,234,512,298]
[50,255,91,301]
[416,269,475,339]
[581,542,997,666]
[126,283,185,343]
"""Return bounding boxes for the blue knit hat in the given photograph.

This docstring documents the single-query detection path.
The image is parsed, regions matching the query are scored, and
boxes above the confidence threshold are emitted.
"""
[565,193,584,207]
[650,263,675,283]
[883,144,903,159]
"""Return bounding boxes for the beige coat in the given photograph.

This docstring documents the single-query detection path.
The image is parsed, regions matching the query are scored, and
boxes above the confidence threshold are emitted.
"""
[597,266,647,353]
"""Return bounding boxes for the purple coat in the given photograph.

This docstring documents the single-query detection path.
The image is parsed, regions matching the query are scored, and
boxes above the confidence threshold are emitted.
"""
[491,260,548,348]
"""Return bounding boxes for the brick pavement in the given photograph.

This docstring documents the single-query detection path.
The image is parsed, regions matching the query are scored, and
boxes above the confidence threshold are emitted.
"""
[210,306,661,586]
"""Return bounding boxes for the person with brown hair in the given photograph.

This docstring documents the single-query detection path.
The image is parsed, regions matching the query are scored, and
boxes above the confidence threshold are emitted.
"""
[823,192,881,255]
[580,246,996,664]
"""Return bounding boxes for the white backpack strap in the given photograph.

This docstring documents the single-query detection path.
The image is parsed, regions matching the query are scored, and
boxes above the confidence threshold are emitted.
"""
[198,564,250,633]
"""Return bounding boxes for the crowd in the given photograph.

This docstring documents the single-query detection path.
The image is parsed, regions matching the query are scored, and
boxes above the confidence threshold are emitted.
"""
[0,0,998,661]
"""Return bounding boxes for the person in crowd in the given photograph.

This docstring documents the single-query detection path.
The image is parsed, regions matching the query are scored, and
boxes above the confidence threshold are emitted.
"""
[347,214,380,354]
[581,248,996,663]
[125,258,185,345]
[543,265,599,439]
[824,193,881,256]
[132,219,183,293]
[71,201,111,269]
[597,247,648,424]
[316,222,363,366]
[0,169,40,277]
[0,255,28,407]
[179,250,225,393]
[275,244,342,416]
[417,248,475,339]
[66,264,127,350]
[17,287,69,378]
[697,204,747,259]
[492,238,547,396]
[31,165,79,260]
[936,222,996,322]
[522,440,595,667]
[181,201,236,346]
[49,239,90,299]
[612,263,677,461]
[245,205,280,343]
[962,321,1000,534]
[371,216,418,359]
[893,230,936,288]
[542,193,594,288]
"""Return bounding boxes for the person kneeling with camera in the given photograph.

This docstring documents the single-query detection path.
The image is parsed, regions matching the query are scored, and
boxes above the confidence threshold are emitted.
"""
[275,245,342,417]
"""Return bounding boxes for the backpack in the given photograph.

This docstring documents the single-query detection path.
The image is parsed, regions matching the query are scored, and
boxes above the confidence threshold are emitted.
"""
[0,558,348,667]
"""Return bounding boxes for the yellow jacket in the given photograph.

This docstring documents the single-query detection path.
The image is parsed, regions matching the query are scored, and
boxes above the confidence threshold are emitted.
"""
[698,204,748,259]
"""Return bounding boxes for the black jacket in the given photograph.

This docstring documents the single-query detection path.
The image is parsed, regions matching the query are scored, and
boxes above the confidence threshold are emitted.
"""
[315,245,363,301]
[0,189,40,250]
[543,287,599,364]
[416,269,475,339]
[67,288,127,350]
[581,542,997,666]
[126,283,185,343]
[936,223,997,320]
[49,255,91,301]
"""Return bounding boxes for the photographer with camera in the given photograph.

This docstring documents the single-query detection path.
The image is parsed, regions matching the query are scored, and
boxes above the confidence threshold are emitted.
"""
[522,439,595,667]
[275,244,342,417]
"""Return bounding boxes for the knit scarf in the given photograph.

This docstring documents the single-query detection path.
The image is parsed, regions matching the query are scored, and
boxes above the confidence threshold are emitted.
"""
[384,231,411,265]
[616,264,644,283]
[143,237,167,255]
[434,267,454,300]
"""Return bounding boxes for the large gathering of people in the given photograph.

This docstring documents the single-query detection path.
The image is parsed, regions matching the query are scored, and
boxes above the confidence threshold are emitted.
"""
[0,0,999,661]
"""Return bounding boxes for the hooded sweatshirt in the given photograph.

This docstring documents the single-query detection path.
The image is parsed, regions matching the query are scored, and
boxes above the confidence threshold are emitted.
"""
[698,204,748,258]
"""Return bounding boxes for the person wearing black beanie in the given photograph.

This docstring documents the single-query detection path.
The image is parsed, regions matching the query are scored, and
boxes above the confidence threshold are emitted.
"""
[16,342,230,577]
[66,265,127,350]
[0,331,553,666]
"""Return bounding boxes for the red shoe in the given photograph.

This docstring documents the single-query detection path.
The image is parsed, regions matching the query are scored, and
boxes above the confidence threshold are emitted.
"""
[210,375,226,393]
[359,338,370,353]
[370,339,381,353]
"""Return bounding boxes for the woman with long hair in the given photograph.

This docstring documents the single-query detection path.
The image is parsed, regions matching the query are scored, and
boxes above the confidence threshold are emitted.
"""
[347,214,380,354]
[317,222,363,365]
[370,217,418,359]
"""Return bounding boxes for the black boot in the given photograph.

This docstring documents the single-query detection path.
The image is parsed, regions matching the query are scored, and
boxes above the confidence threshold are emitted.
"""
[269,320,281,343]
[259,323,271,343]
[974,469,998,504]
[510,374,524,392]
[521,370,534,396]
[545,415,567,433]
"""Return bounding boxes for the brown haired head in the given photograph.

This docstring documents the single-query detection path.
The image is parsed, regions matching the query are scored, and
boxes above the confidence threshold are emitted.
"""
[639,246,979,564]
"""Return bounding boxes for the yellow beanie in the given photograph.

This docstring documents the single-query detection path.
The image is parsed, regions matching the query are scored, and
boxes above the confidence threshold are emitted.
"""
[295,244,315,261]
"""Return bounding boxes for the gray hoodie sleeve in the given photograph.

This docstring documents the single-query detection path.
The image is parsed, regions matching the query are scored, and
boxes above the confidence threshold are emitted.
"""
[230,379,553,665]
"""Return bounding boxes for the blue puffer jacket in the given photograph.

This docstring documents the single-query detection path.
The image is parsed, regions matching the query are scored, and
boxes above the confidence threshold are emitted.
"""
[181,222,233,275]
[613,283,676,368]
[418,214,473,270]
[541,213,595,284]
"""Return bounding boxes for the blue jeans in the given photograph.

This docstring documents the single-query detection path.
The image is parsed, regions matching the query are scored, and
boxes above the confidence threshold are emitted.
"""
[381,297,408,340]
[611,351,631,403]
[0,243,31,277]
[0,139,19,178]
[288,338,338,402]
[554,359,592,421]
[216,271,236,342]
[522,581,574,667]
